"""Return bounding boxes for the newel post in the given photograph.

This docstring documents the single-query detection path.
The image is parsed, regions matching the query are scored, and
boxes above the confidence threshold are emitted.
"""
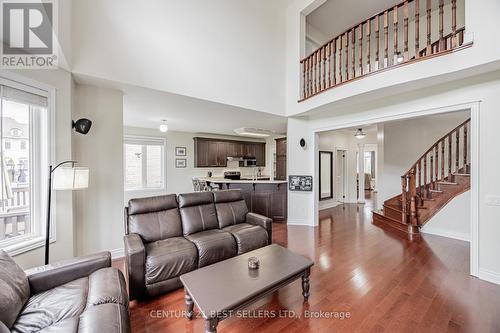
[401,175,408,224]
[409,170,418,226]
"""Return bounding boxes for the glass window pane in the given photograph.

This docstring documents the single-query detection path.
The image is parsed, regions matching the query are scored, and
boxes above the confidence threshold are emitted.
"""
[146,145,162,188]
[125,144,143,189]
[1,99,31,240]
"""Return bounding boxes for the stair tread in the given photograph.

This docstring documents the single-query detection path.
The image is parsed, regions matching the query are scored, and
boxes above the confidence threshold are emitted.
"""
[373,210,405,225]
[437,181,458,185]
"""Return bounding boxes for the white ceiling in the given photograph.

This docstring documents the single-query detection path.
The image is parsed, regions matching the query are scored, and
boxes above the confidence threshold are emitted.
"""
[73,74,287,136]
[307,0,399,40]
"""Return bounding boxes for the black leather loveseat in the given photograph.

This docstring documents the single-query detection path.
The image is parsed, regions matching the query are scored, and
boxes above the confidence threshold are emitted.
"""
[0,251,129,333]
[123,189,272,300]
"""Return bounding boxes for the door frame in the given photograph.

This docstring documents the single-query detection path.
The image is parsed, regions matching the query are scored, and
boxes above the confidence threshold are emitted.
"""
[311,101,480,278]
[334,148,348,203]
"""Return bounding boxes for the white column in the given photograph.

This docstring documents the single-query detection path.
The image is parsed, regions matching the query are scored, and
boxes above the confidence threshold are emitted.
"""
[358,144,365,204]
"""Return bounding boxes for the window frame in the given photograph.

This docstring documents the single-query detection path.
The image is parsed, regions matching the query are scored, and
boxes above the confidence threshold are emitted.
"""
[124,135,167,192]
[0,74,55,256]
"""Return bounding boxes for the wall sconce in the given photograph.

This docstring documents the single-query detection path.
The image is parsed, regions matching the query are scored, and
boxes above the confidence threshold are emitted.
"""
[72,118,92,135]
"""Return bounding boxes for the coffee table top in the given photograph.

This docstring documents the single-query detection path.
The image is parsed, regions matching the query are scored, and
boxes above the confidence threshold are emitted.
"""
[180,244,313,318]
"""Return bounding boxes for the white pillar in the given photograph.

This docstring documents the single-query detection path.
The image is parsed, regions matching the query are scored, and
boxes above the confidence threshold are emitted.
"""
[358,144,365,204]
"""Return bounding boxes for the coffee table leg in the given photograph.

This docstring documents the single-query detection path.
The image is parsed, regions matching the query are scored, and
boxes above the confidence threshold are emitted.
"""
[205,318,218,333]
[302,268,310,302]
[185,291,194,320]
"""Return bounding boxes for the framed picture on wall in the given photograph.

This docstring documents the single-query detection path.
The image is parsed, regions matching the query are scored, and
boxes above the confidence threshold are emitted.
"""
[175,158,187,168]
[288,175,313,191]
[176,147,187,156]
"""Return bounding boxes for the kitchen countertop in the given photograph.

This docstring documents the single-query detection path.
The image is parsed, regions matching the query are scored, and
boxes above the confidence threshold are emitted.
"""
[201,177,287,184]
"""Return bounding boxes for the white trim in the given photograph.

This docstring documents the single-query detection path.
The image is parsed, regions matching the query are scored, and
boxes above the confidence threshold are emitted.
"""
[469,102,480,277]
[110,248,124,260]
[287,218,311,226]
[319,200,341,210]
[420,228,470,242]
[478,269,500,286]
[311,101,480,279]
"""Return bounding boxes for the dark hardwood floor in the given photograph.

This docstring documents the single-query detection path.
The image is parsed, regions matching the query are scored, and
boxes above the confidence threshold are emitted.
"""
[113,193,500,332]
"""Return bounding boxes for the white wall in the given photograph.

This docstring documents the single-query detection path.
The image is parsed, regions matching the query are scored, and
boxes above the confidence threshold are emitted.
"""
[286,0,500,117]
[72,0,286,115]
[123,127,278,204]
[381,111,470,202]
[421,191,471,242]
[2,70,75,269]
[73,84,124,257]
[288,71,500,285]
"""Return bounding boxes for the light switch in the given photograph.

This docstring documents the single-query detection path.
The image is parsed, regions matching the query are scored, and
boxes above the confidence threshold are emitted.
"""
[485,196,500,206]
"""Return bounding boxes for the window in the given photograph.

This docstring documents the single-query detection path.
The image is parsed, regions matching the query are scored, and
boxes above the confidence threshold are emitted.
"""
[124,136,166,190]
[0,78,51,254]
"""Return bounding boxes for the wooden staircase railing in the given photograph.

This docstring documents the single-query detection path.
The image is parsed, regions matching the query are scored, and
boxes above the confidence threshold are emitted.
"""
[299,0,469,101]
[401,118,470,226]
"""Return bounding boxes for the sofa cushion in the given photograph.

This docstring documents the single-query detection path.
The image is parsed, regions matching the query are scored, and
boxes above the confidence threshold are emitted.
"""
[223,223,269,254]
[12,277,88,333]
[127,194,182,243]
[78,303,129,333]
[185,230,237,267]
[214,191,248,228]
[0,250,30,329]
[178,192,218,236]
[145,237,198,284]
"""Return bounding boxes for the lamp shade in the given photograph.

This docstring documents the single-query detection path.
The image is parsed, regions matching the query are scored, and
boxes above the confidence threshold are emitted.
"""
[52,167,89,190]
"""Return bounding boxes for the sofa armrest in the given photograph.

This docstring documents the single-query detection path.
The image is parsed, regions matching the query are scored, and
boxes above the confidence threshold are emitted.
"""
[25,251,111,295]
[124,233,146,300]
[246,212,272,245]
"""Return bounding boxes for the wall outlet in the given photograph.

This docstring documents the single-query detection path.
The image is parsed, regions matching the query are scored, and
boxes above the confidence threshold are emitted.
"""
[485,196,500,206]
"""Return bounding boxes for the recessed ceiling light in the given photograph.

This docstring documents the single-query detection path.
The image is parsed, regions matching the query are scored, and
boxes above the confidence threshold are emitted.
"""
[354,128,366,139]
[159,120,168,133]
[234,127,273,137]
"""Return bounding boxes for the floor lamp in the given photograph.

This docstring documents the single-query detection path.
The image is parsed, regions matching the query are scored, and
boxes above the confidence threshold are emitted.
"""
[45,160,89,265]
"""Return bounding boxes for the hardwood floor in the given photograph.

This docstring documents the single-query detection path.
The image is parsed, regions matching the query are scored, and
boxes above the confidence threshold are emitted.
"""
[113,194,500,332]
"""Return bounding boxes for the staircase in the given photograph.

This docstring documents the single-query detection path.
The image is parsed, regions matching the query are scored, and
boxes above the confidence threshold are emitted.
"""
[373,118,471,235]
[300,0,469,101]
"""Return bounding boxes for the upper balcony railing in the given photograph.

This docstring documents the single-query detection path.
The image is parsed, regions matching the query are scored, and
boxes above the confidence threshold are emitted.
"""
[300,0,469,101]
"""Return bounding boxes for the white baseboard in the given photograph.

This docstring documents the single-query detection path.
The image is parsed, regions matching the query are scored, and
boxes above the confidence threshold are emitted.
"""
[110,248,124,259]
[319,201,341,210]
[420,227,470,242]
[287,219,311,226]
[478,268,500,285]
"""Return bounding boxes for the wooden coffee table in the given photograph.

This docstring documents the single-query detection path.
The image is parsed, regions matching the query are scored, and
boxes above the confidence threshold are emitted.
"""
[180,244,314,333]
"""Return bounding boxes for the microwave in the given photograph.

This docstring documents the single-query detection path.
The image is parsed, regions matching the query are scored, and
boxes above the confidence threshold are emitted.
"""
[242,158,257,167]
[227,156,257,167]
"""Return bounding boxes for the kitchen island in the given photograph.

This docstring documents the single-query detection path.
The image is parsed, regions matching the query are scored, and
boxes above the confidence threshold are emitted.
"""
[201,178,287,222]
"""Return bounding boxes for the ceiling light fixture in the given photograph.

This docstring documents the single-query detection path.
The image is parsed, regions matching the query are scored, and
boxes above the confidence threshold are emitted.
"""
[159,120,169,133]
[234,127,273,137]
[354,128,366,139]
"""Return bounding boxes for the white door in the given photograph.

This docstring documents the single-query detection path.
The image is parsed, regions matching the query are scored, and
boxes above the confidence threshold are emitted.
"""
[336,150,346,202]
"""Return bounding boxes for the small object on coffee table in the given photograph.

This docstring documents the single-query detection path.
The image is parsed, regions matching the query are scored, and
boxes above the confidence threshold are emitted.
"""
[180,244,313,333]
[248,256,259,269]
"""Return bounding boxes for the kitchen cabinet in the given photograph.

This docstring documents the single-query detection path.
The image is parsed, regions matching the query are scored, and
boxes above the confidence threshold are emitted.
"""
[275,138,287,180]
[210,182,287,222]
[193,137,266,168]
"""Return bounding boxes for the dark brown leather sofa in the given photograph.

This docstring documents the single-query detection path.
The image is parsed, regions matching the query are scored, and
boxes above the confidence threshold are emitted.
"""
[0,251,129,333]
[123,189,272,300]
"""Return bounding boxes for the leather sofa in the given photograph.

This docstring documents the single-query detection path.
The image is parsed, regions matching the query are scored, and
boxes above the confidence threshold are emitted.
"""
[124,189,272,300]
[0,251,129,333]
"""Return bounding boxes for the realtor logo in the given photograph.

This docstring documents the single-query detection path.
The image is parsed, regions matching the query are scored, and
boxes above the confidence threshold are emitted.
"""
[1,0,57,68]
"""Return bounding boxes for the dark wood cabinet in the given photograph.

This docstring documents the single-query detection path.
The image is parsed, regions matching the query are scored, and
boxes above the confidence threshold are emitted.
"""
[214,182,287,222]
[275,138,287,180]
[193,137,266,168]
